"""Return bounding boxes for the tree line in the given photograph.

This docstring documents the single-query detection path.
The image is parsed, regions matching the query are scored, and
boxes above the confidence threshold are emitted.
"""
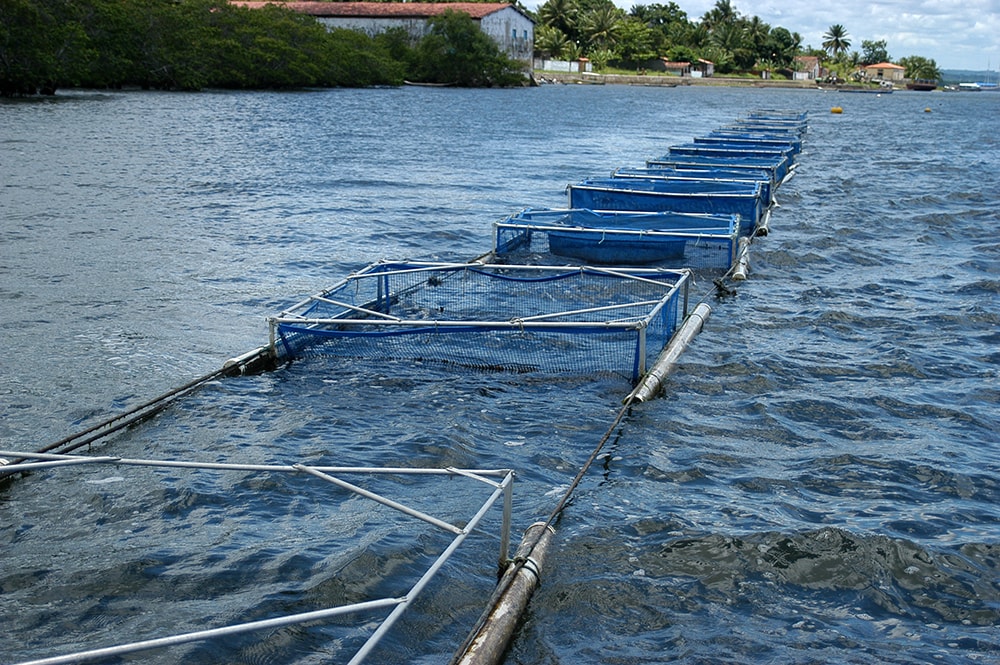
[0,0,525,95]
[818,25,941,82]
[2,0,944,95]
[531,0,942,81]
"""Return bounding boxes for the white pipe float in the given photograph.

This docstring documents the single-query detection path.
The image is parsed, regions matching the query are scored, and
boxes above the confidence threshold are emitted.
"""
[450,522,556,665]
[732,237,752,280]
[627,302,712,403]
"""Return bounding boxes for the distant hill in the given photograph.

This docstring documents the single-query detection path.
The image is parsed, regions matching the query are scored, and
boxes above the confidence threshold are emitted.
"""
[940,69,998,84]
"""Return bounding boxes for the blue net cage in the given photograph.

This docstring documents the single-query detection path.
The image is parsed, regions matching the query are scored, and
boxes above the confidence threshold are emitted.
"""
[611,167,774,208]
[493,208,740,272]
[566,177,764,236]
[269,261,690,382]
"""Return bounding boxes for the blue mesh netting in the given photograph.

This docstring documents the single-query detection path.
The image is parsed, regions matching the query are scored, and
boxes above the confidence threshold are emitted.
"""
[566,178,764,236]
[270,262,688,381]
[493,208,740,272]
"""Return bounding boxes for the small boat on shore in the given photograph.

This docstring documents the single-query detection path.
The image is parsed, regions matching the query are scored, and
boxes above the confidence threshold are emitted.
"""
[403,80,456,87]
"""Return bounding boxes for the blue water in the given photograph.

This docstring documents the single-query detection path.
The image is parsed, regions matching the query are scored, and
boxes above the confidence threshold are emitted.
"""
[1,85,998,664]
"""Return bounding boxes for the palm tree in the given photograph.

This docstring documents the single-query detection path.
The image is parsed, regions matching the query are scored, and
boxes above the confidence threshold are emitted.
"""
[899,55,942,81]
[710,21,754,71]
[822,24,850,59]
[535,25,570,59]
[745,16,769,52]
[537,0,580,39]
[682,22,710,49]
[701,0,737,31]
[561,41,583,61]
[744,15,770,64]
[710,21,744,53]
[764,27,799,69]
[579,5,624,51]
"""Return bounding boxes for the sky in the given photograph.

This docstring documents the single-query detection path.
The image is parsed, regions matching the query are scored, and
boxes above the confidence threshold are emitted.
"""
[523,0,1000,72]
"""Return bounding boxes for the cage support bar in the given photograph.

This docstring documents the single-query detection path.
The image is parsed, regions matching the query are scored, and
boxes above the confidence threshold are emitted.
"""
[511,299,665,323]
[310,295,403,321]
[15,599,405,665]
[347,471,514,665]
[270,317,654,331]
[0,450,509,478]
[294,464,464,535]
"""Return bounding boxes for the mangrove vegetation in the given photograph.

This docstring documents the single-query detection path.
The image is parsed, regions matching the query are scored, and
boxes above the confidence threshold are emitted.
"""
[1,0,944,95]
[0,0,525,95]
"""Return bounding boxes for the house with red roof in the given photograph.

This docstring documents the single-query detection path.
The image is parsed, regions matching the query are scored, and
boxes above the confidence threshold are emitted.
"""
[863,62,905,83]
[232,2,534,65]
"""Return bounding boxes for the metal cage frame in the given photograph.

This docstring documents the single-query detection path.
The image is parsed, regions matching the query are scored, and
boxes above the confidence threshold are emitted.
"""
[1,450,514,665]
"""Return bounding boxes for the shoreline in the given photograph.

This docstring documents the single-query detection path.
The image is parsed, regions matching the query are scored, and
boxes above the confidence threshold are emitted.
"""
[534,71,820,89]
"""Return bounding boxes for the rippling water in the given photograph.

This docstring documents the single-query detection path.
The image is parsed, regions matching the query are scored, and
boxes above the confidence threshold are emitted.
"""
[1,85,998,664]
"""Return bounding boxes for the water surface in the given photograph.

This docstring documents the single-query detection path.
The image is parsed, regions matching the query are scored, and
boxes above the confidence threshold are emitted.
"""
[1,84,998,664]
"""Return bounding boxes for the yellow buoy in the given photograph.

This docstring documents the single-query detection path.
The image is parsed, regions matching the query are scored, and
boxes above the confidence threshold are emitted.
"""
[925,107,932,113]
[831,106,843,114]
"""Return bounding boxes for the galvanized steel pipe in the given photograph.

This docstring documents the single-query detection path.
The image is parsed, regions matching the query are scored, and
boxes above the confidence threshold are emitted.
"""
[628,302,712,403]
[450,522,555,665]
[732,236,752,280]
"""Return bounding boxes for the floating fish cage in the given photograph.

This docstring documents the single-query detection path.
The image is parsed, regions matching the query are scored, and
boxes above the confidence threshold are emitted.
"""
[694,134,803,156]
[647,154,792,186]
[567,177,764,236]
[746,109,808,120]
[668,142,797,160]
[735,110,809,131]
[611,166,774,207]
[493,208,740,272]
[268,261,690,382]
[0,449,514,665]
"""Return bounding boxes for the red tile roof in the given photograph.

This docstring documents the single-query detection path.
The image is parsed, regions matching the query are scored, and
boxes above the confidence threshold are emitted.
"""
[864,62,905,70]
[231,2,517,20]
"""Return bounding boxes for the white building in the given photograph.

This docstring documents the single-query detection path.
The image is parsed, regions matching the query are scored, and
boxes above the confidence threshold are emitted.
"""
[233,2,534,65]
[793,55,821,80]
[863,62,906,83]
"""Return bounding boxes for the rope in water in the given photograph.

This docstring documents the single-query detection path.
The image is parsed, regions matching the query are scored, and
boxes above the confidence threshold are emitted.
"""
[448,261,743,663]
[4,250,749,661]
[0,348,273,480]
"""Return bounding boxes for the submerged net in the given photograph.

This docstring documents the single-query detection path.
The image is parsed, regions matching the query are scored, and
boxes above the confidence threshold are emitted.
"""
[269,261,689,381]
